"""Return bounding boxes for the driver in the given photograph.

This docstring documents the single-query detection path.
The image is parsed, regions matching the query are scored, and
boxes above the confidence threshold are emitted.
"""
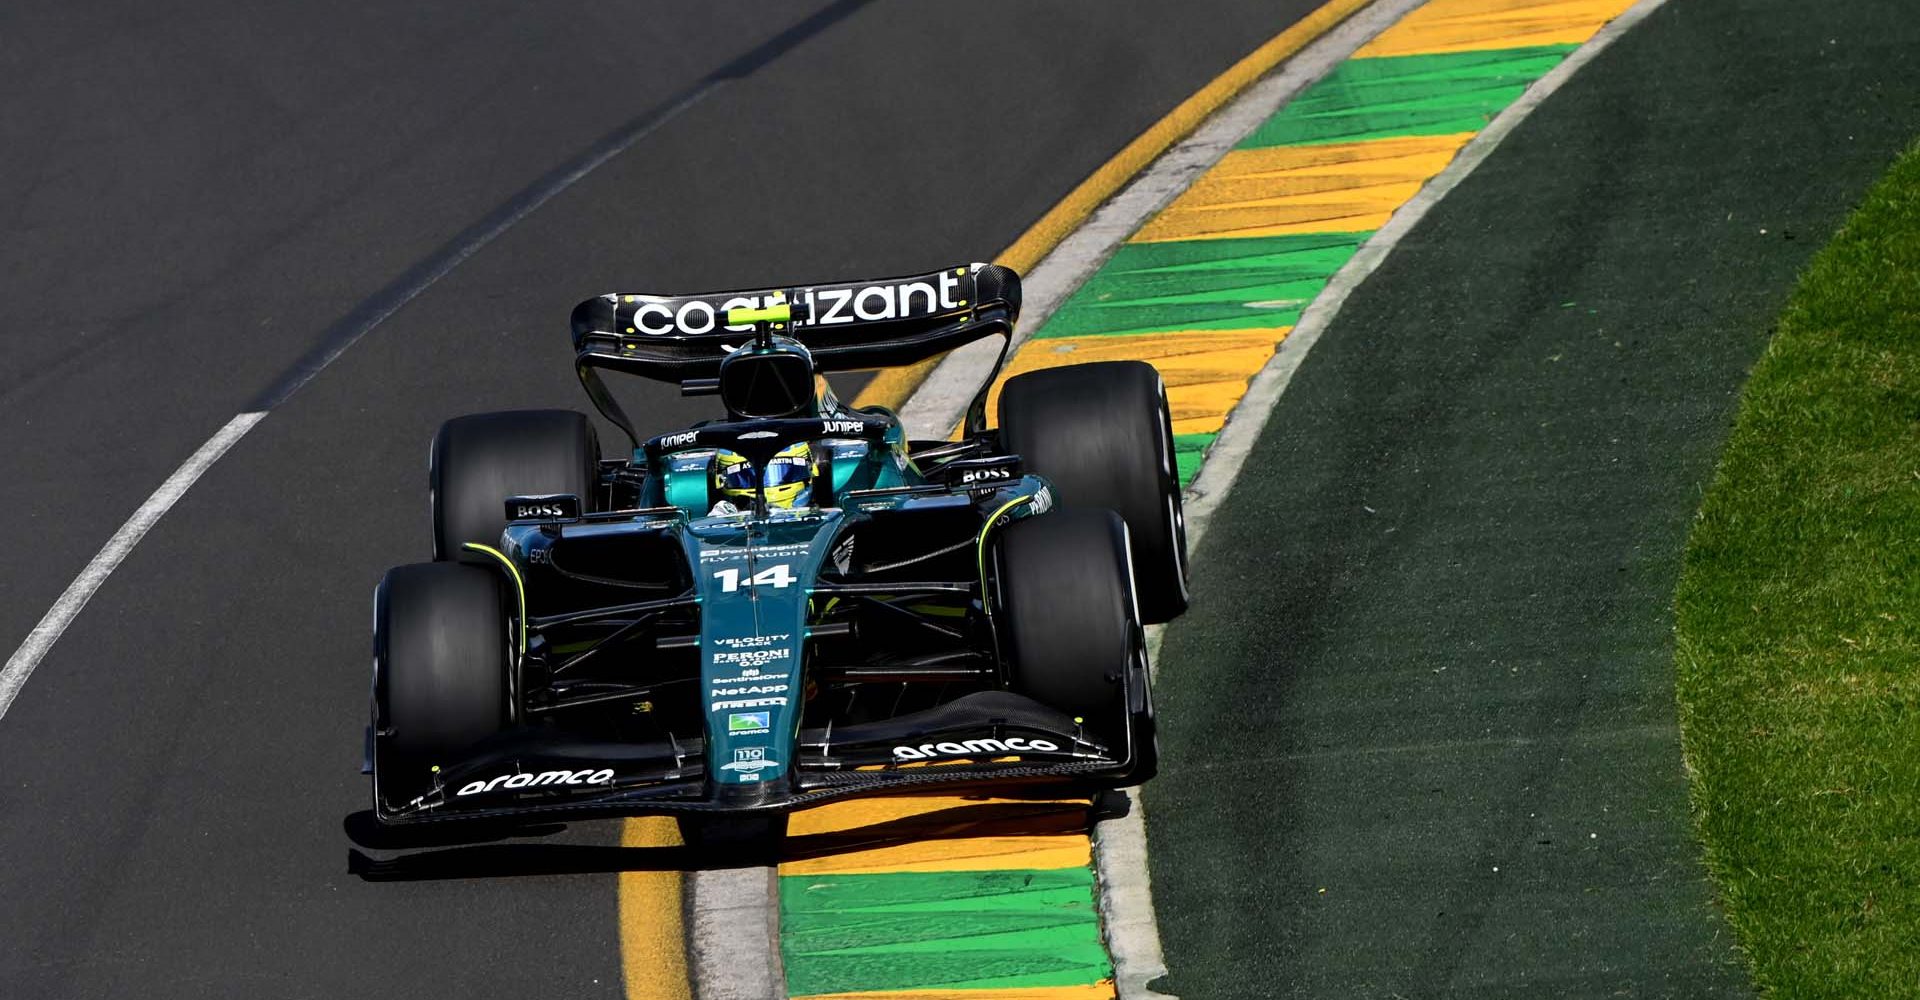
[711,441,816,513]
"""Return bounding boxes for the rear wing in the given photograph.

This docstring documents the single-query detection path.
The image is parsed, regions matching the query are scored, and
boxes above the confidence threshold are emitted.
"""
[570,263,1021,381]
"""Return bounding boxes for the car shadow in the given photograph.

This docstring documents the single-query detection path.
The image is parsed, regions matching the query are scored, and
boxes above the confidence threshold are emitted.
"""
[345,789,1126,882]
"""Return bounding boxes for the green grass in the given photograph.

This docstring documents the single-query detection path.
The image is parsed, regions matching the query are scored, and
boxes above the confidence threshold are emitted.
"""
[1675,139,1920,998]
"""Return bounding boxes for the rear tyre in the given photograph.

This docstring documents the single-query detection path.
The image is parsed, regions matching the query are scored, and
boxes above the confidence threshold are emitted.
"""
[998,361,1189,624]
[430,409,598,560]
[996,508,1155,782]
[373,562,509,810]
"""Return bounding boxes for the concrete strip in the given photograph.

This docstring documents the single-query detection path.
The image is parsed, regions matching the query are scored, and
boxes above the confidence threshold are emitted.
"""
[898,0,1431,441]
[689,865,787,1000]
[1093,792,1177,1000]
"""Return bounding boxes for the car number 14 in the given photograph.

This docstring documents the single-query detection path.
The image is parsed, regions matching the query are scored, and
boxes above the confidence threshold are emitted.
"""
[712,564,796,592]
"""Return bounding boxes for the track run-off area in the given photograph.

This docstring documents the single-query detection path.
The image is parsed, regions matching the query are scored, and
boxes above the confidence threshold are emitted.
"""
[5,1,1919,999]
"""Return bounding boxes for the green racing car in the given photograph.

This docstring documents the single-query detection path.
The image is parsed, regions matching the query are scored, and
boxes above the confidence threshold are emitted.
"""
[367,262,1187,823]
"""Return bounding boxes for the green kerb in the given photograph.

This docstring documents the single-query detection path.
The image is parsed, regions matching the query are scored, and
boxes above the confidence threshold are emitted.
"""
[1240,45,1577,147]
[1174,433,1215,487]
[1034,233,1368,340]
[779,868,1111,996]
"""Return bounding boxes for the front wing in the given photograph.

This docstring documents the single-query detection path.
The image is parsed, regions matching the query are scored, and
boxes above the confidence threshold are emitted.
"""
[375,691,1146,824]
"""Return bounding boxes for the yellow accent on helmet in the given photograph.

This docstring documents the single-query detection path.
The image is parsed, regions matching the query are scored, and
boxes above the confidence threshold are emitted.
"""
[714,442,815,508]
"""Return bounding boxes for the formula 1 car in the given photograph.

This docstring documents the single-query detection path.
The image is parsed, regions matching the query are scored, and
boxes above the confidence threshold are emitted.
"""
[368,262,1188,824]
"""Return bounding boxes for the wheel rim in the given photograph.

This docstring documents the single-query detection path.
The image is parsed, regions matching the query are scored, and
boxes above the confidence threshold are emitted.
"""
[1157,382,1191,596]
[1167,490,1190,593]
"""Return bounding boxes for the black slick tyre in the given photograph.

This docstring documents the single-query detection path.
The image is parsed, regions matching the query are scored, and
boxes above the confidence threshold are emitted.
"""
[998,361,1189,624]
[373,562,509,811]
[430,409,598,560]
[995,508,1155,782]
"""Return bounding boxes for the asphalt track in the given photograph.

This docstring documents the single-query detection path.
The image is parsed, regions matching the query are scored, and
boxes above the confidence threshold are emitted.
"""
[0,2,1336,996]
[1145,0,1920,997]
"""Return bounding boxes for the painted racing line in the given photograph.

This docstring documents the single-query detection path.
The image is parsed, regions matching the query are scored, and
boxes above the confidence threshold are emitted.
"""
[754,2,1656,1000]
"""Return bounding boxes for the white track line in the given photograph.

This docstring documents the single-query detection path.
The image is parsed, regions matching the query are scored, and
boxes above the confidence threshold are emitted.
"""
[0,88,719,725]
[0,411,265,720]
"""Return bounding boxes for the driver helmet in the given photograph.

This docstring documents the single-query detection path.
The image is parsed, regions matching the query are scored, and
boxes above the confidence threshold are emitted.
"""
[713,442,815,509]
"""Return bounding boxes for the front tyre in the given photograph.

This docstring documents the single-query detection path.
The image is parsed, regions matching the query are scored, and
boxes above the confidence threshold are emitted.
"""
[998,361,1189,624]
[430,409,598,560]
[996,508,1156,783]
[372,562,510,812]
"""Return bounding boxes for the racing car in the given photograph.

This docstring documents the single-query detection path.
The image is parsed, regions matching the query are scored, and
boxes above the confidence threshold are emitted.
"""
[368,262,1188,824]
